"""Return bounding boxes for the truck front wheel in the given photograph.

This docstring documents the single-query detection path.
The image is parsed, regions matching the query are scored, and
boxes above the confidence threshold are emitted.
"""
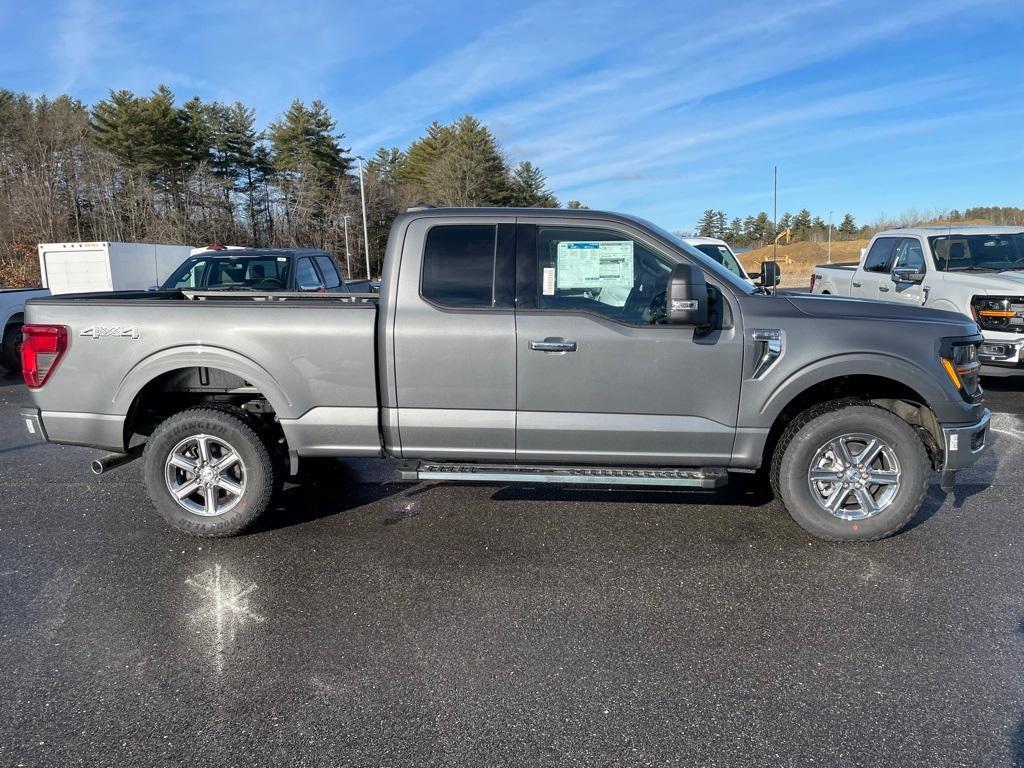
[771,402,929,541]
[142,406,275,537]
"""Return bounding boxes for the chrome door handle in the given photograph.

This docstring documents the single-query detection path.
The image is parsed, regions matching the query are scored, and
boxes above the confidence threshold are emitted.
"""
[852,281,862,288]
[879,286,890,292]
[529,339,577,352]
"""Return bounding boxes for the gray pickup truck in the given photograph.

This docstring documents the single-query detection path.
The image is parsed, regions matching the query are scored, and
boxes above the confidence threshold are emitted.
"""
[19,208,990,541]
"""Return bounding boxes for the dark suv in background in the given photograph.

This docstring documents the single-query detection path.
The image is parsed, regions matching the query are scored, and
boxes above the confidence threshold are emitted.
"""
[161,248,351,293]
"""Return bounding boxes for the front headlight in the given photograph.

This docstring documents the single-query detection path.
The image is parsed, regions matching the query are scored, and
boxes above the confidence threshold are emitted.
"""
[971,295,1024,332]
[941,339,982,402]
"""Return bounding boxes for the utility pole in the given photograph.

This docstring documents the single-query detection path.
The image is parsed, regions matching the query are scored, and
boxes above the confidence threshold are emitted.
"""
[357,157,371,279]
[343,213,351,279]
[772,166,778,272]
[827,210,833,264]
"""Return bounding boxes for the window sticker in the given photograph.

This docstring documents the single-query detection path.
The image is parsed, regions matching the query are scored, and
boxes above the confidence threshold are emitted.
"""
[556,241,634,289]
[542,267,556,295]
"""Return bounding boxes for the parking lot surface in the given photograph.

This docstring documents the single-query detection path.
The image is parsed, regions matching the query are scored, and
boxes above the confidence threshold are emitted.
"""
[2,371,1023,767]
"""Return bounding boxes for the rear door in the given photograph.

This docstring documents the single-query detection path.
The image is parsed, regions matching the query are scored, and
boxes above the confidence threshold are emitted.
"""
[855,237,899,300]
[392,216,517,459]
[514,218,744,465]
[314,254,349,293]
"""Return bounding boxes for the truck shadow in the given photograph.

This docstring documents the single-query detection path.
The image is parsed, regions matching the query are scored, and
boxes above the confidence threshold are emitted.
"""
[253,459,410,533]
[0,371,22,388]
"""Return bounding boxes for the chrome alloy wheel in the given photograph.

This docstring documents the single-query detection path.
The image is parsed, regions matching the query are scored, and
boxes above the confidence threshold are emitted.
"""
[164,434,246,517]
[806,433,901,521]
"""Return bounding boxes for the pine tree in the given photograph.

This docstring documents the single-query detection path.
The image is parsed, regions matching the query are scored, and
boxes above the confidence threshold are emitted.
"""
[726,217,743,242]
[696,209,717,237]
[565,200,587,209]
[752,212,772,245]
[792,208,812,238]
[420,115,510,206]
[509,161,558,207]
[268,99,350,182]
[714,210,727,238]
[366,146,405,187]
[838,213,856,238]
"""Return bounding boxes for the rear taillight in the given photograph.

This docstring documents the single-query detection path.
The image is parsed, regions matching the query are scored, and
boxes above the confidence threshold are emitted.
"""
[21,325,68,389]
[809,273,816,292]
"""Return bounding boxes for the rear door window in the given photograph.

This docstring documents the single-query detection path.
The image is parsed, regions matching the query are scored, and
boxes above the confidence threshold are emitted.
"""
[315,255,342,289]
[421,225,497,308]
[295,257,323,290]
[863,238,899,273]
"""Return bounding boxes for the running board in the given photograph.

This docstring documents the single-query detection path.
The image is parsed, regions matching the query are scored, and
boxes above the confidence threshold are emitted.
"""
[397,462,728,489]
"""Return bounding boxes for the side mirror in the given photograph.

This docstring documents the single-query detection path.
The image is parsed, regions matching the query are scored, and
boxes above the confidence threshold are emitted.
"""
[759,261,782,286]
[892,267,924,284]
[668,263,709,326]
[746,271,760,280]
[147,285,159,292]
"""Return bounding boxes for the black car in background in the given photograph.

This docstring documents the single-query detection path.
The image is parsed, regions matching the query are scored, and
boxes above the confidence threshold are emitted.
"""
[161,248,351,293]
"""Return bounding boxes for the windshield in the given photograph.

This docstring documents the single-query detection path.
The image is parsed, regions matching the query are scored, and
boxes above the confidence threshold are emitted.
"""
[693,243,746,279]
[929,233,1024,272]
[162,255,291,290]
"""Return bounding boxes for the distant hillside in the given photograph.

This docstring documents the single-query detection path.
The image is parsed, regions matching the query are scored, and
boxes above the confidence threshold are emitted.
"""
[741,240,869,287]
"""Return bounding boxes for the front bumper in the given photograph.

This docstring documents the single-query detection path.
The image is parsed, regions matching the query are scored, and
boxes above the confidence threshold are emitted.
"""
[978,337,1024,366]
[938,409,990,490]
[20,407,47,443]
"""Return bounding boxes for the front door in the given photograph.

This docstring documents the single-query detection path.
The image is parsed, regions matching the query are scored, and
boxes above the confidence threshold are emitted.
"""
[514,220,745,465]
[856,237,900,301]
[889,237,929,306]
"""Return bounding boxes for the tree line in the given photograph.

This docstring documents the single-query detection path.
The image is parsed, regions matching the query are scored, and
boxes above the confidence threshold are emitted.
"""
[0,86,579,285]
[692,205,1024,248]
[692,208,860,246]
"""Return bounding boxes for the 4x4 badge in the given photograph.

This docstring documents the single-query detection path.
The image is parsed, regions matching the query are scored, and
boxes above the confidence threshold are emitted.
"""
[80,326,140,339]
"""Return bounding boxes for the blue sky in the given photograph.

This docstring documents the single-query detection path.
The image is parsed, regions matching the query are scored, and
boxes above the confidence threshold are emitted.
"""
[2,0,1022,232]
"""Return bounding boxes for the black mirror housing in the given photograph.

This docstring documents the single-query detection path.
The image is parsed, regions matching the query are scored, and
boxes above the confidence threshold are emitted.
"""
[891,268,924,284]
[759,261,782,286]
[668,263,709,326]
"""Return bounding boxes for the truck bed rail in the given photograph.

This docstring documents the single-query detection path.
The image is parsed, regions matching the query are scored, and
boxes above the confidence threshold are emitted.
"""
[181,290,378,303]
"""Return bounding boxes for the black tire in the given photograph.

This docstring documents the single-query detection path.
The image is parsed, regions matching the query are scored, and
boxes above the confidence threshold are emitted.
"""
[771,401,929,542]
[142,406,276,537]
[1,323,21,374]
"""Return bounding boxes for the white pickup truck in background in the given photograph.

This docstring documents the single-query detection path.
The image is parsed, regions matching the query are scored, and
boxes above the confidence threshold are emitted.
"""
[681,237,778,286]
[811,226,1024,372]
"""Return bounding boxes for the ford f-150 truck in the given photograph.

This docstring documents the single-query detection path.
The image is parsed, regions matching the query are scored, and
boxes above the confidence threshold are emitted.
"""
[810,226,1024,372]
[19,208,990,541]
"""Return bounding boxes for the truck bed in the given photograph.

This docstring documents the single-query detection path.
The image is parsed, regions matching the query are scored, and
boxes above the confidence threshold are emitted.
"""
[813,262,858,270]
[23,290,382,455]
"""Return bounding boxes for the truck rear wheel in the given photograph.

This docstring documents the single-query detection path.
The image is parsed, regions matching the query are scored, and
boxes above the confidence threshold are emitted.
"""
[142,406,275,537]
[1,323,22,373]
[772,402,929,541]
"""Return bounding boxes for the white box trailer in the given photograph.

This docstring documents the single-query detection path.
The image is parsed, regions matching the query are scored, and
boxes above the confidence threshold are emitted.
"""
[38,242,192,294]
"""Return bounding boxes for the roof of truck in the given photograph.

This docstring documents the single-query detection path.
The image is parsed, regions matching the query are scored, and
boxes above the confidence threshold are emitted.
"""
[397,206,673,233]
[876,225,1024,237]
[188,247,331,258]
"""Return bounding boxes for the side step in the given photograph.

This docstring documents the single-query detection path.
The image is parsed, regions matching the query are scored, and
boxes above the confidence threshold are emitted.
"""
[397,462,728,489]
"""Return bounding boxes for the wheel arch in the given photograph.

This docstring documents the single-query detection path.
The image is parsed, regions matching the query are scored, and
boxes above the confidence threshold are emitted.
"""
[758,363,948,473]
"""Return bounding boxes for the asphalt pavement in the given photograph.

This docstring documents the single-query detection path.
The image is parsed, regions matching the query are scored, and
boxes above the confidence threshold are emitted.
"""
[2,370,1023,767]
